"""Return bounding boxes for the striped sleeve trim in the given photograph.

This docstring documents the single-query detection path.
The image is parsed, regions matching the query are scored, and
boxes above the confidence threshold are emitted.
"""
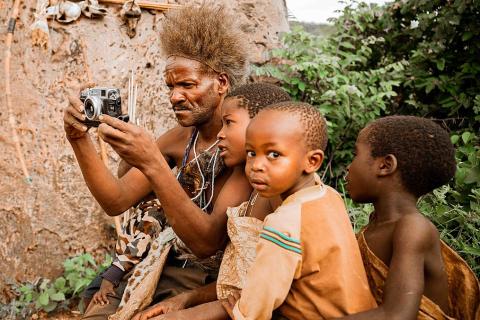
[263,226,300,244]
[260,227,302,255]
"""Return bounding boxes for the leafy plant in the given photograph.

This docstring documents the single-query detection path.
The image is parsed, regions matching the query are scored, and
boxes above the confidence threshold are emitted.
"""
[7,253,112,317]
[257,0,480,275]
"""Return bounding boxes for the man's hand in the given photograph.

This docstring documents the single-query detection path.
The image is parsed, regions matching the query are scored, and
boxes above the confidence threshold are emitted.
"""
[91,279,116,305]
[97,115,162,172]
[132,293,190,320]
[220,291,241,319]
[64,83,93,141]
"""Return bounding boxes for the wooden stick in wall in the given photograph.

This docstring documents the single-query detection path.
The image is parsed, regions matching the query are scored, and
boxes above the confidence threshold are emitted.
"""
[98,0,181,11]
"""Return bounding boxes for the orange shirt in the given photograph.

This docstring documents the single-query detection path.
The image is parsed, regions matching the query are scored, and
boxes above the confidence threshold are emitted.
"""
[233,183,377,320]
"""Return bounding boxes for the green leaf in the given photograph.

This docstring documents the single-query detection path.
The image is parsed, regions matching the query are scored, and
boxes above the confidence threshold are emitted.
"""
[37,292,49,306]
[298,82,306,92]
[54,277,66,290]
[464,167,480,184]
[462,31,473,41]
[462,132,472,144]
[436,59,445,71]
[50,292,66,302]
[73,278,91,295]
[43,301,58,313]
[451,135,459,144]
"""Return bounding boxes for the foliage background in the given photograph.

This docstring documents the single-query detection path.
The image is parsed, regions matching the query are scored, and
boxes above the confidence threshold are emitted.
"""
[256,0,480,275]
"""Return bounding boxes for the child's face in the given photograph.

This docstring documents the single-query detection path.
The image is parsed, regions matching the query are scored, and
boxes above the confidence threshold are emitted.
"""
[245,110,320,199]
[345,129,378,202]
[217,97,251,167]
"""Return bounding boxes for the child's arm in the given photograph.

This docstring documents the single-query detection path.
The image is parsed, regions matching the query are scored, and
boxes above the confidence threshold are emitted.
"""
[132,282,218,320]
[232,206,302,320]
[150,301,228,320]
[333,215,438,320]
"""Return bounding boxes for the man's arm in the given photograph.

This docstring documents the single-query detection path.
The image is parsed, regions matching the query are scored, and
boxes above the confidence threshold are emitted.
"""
[333,215,436,320]
[98,115,252,257]
[65,93,183,215]
[145,163,252,257]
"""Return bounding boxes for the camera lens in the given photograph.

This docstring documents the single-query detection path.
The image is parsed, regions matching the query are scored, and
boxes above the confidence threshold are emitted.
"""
[84,96,102,120]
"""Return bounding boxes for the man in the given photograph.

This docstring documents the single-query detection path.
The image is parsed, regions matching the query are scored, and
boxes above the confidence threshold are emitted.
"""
[63,4,251,319]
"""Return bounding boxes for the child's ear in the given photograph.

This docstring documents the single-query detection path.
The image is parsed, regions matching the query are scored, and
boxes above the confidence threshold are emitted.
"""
[378,154,397,176]
[304,149,324,174]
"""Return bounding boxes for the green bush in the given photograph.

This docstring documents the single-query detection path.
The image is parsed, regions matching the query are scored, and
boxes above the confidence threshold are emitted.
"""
[2,253,112,318]
[256,0,480,275]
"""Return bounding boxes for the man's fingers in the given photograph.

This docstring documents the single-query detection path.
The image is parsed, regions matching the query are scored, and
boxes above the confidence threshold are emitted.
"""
[98,123,128,143]
[66,105,86,122]
[68,94,85,113]
[79,82,96,91]
[100,115,131,132]
[64,113,88,132]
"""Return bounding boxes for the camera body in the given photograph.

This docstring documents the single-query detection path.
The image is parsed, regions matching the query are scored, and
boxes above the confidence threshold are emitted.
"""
[79,87,129,127]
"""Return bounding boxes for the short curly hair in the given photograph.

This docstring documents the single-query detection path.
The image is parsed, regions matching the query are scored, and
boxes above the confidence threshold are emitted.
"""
[226,83,291,118]
[262,101,328,151]
[364,116,456,197]
[159,4,249,87]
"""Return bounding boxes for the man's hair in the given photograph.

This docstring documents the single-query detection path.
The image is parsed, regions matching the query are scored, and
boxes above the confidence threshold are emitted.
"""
[226,83,291,118]
[365,115,456,197]
[262,101,328,151]
[159,4,249,87]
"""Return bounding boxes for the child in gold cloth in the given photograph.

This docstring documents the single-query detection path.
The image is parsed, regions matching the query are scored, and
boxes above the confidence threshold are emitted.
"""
[339,116,480,319]
[223,102,376,320]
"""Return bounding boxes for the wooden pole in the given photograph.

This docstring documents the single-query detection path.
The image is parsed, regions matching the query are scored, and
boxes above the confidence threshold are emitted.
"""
[5,0,32,184]
[79,38,122,236]
[98,0,181,11]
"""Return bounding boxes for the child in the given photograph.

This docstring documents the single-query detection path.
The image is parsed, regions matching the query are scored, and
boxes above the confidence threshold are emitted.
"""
[339,116,480,319]
[132,82,291,320]
[224,102,377,320]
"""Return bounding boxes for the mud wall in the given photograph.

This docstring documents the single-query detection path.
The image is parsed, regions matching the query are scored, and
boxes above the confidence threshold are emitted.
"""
[0,0,288,298]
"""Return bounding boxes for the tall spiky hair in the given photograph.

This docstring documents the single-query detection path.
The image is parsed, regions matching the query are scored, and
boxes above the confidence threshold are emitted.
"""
[159,4,249,87]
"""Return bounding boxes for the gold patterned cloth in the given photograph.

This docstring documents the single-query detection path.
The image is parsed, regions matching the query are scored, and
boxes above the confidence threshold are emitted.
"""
[216,201,263,299]
[358,229,480,320]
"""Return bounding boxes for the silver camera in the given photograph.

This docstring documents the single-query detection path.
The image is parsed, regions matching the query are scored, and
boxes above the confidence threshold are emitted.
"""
[79,87,129,127]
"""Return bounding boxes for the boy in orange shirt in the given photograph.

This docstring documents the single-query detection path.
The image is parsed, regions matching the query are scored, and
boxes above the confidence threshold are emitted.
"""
[224,102,376,320]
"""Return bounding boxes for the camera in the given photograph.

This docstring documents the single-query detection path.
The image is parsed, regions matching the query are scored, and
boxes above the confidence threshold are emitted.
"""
[79,87,129,127]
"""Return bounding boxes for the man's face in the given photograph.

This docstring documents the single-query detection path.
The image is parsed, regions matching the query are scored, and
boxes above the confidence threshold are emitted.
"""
[217,97,251,167]
[164,56,221,127]
[345,129,379,203]
[245,111,310,199]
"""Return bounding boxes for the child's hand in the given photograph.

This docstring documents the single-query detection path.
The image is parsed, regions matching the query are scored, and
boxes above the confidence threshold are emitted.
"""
[92,279,116,305]
[220,291,241,319]
[132,293,190,320]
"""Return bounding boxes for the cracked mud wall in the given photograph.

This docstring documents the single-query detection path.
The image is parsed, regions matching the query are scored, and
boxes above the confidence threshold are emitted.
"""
[0,0,288,299]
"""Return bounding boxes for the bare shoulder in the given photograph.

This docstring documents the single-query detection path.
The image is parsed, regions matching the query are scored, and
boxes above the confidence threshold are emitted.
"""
[219,166,250,194]
[155,125,194,162]
[392,213,440,252]
[155,125,192,147]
